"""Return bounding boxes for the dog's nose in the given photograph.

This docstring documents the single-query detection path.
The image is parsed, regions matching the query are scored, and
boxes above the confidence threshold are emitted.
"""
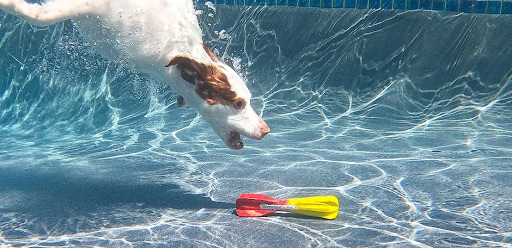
[258,117,270,139]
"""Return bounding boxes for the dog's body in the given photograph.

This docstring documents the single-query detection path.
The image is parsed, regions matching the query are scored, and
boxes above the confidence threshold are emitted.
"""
[0,0,269,149]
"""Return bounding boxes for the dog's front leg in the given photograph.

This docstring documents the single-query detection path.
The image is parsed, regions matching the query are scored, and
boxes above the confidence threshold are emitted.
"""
[0,0,109,27]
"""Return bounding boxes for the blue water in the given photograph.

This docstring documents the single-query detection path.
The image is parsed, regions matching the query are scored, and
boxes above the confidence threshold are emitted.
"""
[1,4,512,247]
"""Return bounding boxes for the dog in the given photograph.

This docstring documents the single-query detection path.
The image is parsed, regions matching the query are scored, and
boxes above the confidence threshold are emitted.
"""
[0,0,270,150]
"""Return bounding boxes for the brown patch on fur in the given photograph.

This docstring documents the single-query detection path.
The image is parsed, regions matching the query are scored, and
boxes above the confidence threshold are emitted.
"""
[166,56,241,108]
[202,43,218,62]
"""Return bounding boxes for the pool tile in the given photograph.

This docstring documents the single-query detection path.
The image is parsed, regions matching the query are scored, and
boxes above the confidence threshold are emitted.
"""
[432,0,446,10]
[277,0,287,5]
[267,0,277,5]
[382,0,393,8]
[289,0,298,6]
[311,0,321,6]
[460,0,474,12]
[408,0,420,9]
[322,0,333,7]
[367,0,379,8]
[446,0,459,11]
[395,0,407,9]
[420,0,432,9]
[503,2,512,14]
[358,0,369,9]
[473,0,487,12]
[345,0,356,8]
[299,0,310,6]
[334,0,344,7]
[486,0,500,13]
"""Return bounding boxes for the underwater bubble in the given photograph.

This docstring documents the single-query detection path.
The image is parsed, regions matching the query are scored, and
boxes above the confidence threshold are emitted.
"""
[205,1,216,12]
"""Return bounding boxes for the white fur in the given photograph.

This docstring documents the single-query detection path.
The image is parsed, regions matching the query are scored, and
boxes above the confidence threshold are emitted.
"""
[0,0,269,149]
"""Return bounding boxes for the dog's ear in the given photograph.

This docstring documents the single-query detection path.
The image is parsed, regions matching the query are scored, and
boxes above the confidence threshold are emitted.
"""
[166,56,208,85]
[202,43,218,62]
[166,55,236,106]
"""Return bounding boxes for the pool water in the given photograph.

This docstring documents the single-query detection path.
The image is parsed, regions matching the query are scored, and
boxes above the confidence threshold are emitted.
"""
[0,4,511,247]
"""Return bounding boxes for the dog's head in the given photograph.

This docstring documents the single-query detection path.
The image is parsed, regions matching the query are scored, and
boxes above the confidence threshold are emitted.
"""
[166,44,269,150]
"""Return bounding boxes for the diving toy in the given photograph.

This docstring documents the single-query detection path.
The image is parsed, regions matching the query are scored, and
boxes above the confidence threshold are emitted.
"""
[236,193,339,220]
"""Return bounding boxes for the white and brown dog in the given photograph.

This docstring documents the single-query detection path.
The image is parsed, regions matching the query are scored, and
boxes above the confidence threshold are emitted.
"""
[0,0,270,150]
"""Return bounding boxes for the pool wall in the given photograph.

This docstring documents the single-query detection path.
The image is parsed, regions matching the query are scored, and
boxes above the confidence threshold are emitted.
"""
[195,0,512,14]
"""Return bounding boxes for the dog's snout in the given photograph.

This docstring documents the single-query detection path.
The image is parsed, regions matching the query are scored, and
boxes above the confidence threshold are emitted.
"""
[258,117,270,139]
[260,128,270,139]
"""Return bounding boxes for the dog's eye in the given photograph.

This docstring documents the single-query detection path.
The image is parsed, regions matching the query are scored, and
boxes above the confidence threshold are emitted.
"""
[233,98,246,110]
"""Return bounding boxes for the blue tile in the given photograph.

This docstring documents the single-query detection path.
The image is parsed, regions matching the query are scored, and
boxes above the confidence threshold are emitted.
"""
[473,0,487,12]
[358,0,369,8]
[289,0,298,6]
[311,0,321,6]
[432,0,446,10]
[245,0,254,5]
[334,0,344,7]
[503,1,512,14]
[235,0,245,5]
[322,0,333,7]
[196,0,208,4]
[419,0,432,9]
[216,0,225,4]
[345,0,356,8]
[382,0,393,8]
[486,1,501,13]
[395,0,407,9]
[460,0,473,12]
[299,0,309,6]
[267,0,277,5]
[277,0,287,5]
[225,0,235,5]
[408,0,419,9]
[368,0,380,7]
[446,0,458,11]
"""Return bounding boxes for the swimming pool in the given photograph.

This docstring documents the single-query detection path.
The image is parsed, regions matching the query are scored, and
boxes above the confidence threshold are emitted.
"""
[0,2,511,247]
